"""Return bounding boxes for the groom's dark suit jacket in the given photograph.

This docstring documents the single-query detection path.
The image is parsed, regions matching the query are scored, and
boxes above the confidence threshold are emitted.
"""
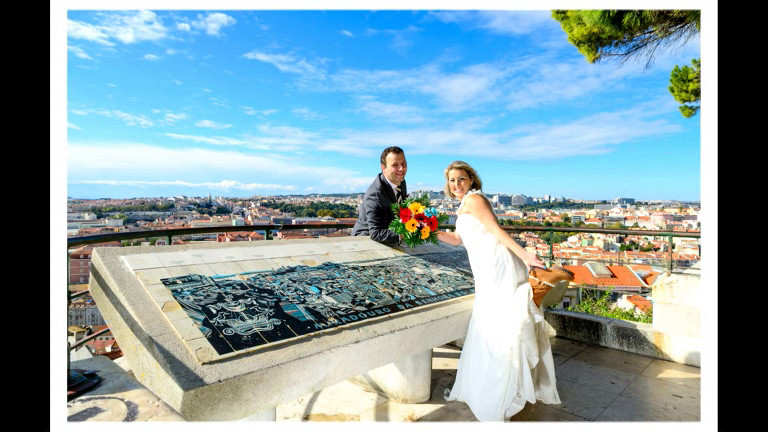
[351,172,407,245]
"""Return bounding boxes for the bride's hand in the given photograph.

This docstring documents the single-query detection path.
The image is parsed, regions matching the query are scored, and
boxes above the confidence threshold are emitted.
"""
[436,230,462,246]
[522,252,546,271]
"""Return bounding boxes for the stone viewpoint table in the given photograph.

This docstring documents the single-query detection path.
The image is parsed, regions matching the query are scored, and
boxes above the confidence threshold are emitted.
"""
[88,237,475,421]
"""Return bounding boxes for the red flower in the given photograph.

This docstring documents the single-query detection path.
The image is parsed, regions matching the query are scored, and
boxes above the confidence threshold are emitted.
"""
[399,207,412,223]
[426,216,438,231]
[414,213,428,223]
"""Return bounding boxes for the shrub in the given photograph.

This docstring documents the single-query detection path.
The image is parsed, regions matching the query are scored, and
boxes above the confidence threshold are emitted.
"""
[566,287,652,323]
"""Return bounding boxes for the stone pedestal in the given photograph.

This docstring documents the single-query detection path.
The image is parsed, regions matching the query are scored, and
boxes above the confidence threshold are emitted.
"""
[349,349,432,403]
[239,408,277,421]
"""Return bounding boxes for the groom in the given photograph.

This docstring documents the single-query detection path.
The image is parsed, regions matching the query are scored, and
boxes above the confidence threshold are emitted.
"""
[351,146,407,245]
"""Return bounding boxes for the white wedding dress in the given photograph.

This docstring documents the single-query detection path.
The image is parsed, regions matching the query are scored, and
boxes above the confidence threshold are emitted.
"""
[446,190,560,420]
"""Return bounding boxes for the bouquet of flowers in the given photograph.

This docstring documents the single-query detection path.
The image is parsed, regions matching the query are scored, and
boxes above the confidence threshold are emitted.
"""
[388,194,449,248]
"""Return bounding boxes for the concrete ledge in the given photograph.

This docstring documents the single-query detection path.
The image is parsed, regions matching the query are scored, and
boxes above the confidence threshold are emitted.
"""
[543,309,700,367]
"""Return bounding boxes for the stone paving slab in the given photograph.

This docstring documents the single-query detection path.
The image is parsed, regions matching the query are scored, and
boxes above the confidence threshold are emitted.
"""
[66,337,701,423]
[276,338,701,423]
[67,356,184,422]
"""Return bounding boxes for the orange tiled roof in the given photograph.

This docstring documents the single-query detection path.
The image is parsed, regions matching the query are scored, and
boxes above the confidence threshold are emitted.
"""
[562,265,647,288]
[625,294,652,313]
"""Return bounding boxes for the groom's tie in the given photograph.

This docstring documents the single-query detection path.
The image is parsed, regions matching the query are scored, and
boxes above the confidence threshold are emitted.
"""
[395,186,403,203]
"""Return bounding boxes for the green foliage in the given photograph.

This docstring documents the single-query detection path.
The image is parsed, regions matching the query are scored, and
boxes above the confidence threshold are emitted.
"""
[567,287,652,323]
[669,58,701,118]
[551,10,700,66]
[552,9,700,118]
[545,231,577,245]
[620,241,639,251]
[518,201,594,212]
[261,200,358,218]
[92,202,175,218]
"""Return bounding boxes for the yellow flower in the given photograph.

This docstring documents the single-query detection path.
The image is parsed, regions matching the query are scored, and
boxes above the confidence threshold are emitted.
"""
[408,201,425,214]
[420,225,431,239]
[405,218,419,233]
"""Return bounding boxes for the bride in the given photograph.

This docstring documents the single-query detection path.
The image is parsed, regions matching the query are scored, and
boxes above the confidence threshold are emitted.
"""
[436,160,560,421]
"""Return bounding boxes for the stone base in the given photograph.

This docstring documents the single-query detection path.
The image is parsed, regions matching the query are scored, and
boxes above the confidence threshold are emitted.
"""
[349,349,432,403]
[239,407,277,421]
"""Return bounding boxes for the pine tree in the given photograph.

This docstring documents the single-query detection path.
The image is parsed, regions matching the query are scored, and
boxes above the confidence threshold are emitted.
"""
[668,58,701,118]
[552,10,701,118]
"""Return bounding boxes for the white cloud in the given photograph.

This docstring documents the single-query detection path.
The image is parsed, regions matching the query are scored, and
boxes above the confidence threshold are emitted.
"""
[165,133,252,147]
[416,63,506,110]
[68,11,237,48]
[74,179,297,192]
[326,51,662,116]
[243,51,326,78]
[74,107,189,127]
[356,96,425,123]
[327,61,505,111]
[190,12,236,37]
[292,108,323,120]
[162,112,188,124]
[144,54,161,61]
[306,96,682,161]
[79,108,155,127]
[430,10,556,36]
[195,120,233,129]
[110,10,168,44]
[242,107,279,116]
[365,25,421,56]
[68,45,92,60]
[67,142,369,192]
[67,19,114,46]
[340,30,354,37]
[67,10,168,46]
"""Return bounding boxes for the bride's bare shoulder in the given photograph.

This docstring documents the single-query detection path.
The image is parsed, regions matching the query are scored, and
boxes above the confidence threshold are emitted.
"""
[464,191,487,204]
[463,192,490,211]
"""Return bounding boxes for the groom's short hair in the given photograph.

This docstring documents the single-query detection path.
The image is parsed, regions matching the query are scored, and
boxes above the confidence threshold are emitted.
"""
[380,146,405,166]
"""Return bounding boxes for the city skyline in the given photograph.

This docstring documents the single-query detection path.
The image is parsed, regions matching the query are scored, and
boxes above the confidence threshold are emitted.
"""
[57,4,711,202]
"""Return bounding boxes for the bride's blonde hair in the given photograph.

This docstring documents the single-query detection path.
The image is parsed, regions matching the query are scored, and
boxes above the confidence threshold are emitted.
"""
[444,160,482,198]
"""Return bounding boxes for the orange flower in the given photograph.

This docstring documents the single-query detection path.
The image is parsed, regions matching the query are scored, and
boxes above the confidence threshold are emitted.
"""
[405,219,419,233]
[420,225,431,239]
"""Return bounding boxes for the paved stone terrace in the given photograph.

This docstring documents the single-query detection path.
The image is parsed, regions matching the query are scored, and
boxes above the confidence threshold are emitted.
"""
[276,337,701,422]
[67,335,701,423]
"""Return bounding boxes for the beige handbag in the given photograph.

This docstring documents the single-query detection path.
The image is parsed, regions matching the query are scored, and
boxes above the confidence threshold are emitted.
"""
[529,266,575,308]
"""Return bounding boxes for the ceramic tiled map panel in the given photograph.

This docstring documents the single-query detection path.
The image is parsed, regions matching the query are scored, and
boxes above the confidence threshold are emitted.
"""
[160,254,474,356]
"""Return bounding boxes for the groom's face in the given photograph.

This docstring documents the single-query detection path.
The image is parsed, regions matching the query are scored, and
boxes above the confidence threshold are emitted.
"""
[381,152,407,186]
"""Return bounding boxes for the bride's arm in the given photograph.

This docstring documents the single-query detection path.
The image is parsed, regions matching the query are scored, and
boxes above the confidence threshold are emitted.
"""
[463,193,545,270]
[436,230,462,246]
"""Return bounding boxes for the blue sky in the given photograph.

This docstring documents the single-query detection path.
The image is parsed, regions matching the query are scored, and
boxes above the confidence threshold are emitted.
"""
[60,5,707,202]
